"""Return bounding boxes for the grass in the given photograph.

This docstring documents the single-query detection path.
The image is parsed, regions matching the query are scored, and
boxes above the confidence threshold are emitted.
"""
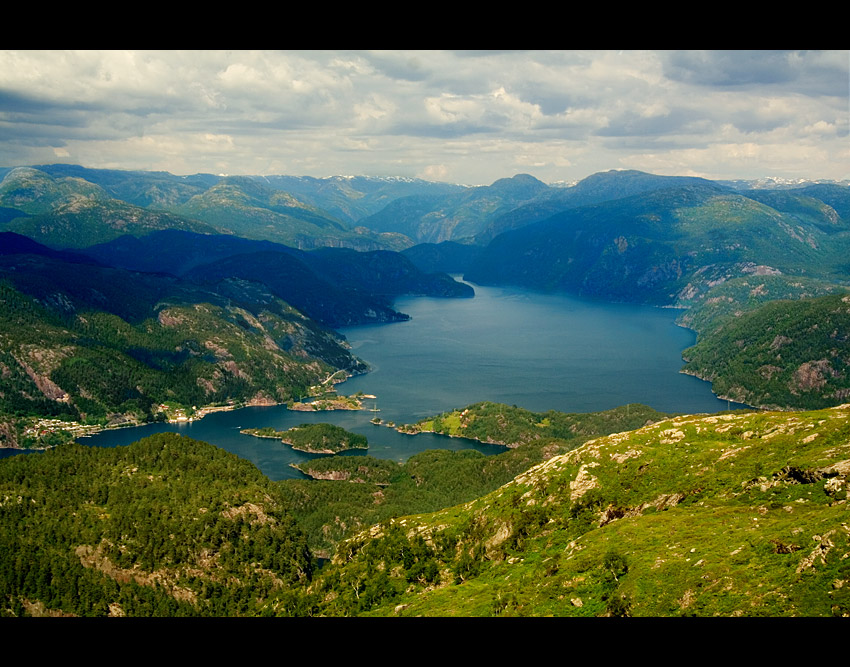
[312,405,850,617]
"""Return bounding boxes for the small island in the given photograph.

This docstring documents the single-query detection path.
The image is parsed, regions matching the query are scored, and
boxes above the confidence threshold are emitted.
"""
[288,392,377,412]
[241,422,368,454]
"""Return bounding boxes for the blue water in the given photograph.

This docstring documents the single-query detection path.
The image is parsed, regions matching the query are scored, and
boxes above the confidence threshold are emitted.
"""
[70,280,741,479]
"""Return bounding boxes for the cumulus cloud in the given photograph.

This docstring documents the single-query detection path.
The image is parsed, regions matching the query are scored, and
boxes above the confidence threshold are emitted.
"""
[0,50,846,184]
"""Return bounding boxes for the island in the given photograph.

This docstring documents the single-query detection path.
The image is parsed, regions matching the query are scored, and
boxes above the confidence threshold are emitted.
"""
[240,422,368,454]
[288,392,377,412]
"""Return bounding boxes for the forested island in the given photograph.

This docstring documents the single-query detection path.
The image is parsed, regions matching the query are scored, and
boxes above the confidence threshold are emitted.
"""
[241,423,368,454]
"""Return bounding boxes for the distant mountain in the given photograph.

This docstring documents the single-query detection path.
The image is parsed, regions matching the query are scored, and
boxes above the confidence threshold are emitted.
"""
[356,170,732,246]
[27,165,466,228]
[476,170,730,243]
[0,167,219,249]
[717,177,850,191]
[6,197,220,250]
[256,174,466,225]
[358,173,550,243]
[0,166,108,215]
[0,167,414,253]
[740,185,850,232]
[466,182,850,306]
[173,176,415,251]
[32,163,220,208]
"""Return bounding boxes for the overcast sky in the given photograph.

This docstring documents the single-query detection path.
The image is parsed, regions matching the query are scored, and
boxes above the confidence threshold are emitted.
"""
[0,50,847,185]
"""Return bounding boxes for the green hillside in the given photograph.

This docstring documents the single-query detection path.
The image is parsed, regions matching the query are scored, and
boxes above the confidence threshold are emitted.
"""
[0,251,366,447]
[681,293,850,410]
[306,405,850,617]
[466,183,850,306]
[279,403,671,558]
[3,402,848,616]
[0,167,219,249]
[0,433,312,617]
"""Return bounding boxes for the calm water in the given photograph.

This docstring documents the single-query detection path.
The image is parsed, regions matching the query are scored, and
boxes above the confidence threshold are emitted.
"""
[68,280,741,480]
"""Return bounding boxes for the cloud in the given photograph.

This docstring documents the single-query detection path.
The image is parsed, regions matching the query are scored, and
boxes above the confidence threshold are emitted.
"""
[0,50,846,183]
[661,50,849,97]
[595,107,712,139]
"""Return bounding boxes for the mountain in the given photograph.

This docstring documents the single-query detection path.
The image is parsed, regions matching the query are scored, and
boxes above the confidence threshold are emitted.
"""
[401,241,483,274]
[0,167,413,253]
[676,273,848,339]
[256,174,466,225]
[476,169,731,243]
[466,182,850,306]
[4,197,220,250]
[304,247,474,301]
[21,165,463,231]
[171,176,411,251]
[0,245,367,445]
[0,166,108,215]
[32,163,220,208]
[182,250,408,328]
[80,230,473,328]
[0,231,102,265]
[78,229,296,276]
[358,173,550,243]
[0,168,219,249]
[718,177,850,191]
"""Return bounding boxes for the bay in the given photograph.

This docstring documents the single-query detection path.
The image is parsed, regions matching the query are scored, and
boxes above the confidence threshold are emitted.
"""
[75,279,743,479]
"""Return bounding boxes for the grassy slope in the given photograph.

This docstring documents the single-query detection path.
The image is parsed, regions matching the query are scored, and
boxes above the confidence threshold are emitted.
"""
[278,403,671,558]
[310,405,850,617]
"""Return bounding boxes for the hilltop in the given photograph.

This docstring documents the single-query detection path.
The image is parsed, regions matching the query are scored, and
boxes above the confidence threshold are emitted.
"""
[305,404,850,617]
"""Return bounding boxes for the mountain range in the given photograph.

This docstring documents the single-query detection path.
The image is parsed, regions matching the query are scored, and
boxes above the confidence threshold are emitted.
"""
[1,163,848,616]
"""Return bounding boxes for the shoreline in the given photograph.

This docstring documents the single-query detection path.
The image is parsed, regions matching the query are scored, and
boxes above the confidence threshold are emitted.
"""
[371,417,514,448]
[2,368,369,450]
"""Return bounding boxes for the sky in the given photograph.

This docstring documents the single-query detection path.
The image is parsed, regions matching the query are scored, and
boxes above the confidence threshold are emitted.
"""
[0,50,847,186]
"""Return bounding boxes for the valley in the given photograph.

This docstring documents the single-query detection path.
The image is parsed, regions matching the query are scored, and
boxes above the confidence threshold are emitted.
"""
[0,163,848,617]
